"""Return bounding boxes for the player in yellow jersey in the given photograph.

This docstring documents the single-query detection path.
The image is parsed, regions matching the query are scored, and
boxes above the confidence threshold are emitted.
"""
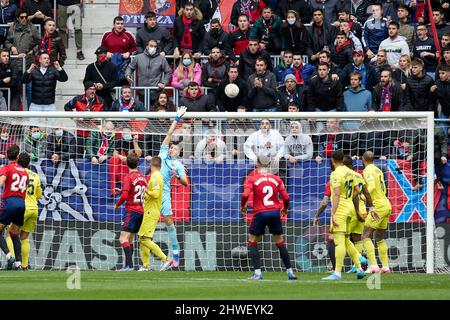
[343,155,376,273]
[322,151,368,281]
[362,151,392,274]
[137,156,172,271]
[6,153,42,270]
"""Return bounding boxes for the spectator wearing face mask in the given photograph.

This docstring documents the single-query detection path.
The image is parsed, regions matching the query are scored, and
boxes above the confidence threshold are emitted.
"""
[171,51,202,90]
[23,126,45,161]
[45,126,76,165]
[125,39,172,106]
[83,46,119,109]
[281,10,313,60]
[0,126,15,160]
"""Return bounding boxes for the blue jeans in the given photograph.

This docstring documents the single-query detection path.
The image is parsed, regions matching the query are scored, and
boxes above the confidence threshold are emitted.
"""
[437,112,449,135]
[29,103,56,112]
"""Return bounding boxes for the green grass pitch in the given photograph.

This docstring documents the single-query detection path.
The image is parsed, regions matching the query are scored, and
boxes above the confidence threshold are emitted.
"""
[0,271,449,299]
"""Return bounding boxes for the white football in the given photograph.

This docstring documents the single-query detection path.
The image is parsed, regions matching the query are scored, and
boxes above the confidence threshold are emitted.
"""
[225,83,240,98]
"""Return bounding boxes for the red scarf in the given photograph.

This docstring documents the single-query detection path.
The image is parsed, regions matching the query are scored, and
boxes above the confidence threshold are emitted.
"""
[97,132,110,157]
[40,33,52,56]
[181,16,193,51]
[335,39,351,53]
[292,65,304,85]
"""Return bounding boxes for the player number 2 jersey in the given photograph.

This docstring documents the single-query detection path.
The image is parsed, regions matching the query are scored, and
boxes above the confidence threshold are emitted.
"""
[0,162,29,199]
[116,171,147,214]
[242,173,290,215]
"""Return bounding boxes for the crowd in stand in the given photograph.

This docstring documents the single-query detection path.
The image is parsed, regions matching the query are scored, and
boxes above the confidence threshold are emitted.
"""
[1,0,450,191]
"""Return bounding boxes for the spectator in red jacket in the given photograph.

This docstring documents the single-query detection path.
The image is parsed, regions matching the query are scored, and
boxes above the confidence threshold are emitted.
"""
[64,81,105,157]
[229,13,251,62]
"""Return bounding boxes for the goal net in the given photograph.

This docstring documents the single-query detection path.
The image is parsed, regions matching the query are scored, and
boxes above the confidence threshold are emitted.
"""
[0,111,447,273]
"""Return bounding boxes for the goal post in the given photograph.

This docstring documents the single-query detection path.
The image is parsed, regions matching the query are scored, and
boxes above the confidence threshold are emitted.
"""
[0,111,444,273]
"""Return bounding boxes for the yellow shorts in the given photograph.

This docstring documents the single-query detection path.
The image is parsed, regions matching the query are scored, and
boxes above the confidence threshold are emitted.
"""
[329,213,352,234]
[138,210,160,238]
[349,216,365,235]
[21,209,38,233]
[365,207,392,230]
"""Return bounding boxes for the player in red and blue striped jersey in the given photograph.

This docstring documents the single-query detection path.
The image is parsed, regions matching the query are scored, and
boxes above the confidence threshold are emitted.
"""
[241,155,297,281]
[114,152,147,271]
[0,145,29,270]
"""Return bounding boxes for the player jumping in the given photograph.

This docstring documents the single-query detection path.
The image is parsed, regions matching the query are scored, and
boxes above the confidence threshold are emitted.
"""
[138,156,172,271]
[6,152,42,270]
[361,151,392,274]
[0,145,29,270]
[241,155,297,281]
[158,106,188,270]
[114,152,147,271]
[322,150,367,281]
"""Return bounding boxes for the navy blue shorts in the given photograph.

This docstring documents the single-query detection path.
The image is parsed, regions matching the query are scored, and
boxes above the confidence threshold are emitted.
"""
[121,211,143,233]
[0,197,26,226]
[249,210,283,236]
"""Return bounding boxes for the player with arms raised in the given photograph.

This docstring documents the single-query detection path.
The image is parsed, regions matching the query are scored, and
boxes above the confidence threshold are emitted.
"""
[157,106,188,269]
[0,145,29,269]
[362,151,391,273]
[114,152,147,271]
[138,156,172,271]
[241,155,297,281]
[322,150,367,281]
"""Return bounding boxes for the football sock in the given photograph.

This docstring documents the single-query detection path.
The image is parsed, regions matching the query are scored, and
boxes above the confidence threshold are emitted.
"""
[9,232,21,263]
[377,240,389,268]
[122,241,133,267]
[138,238,151,268]
[327,241,336,270]
[5,234,14,257]
[354,240,363,255]
[0,235,10,255]
[276,241,291,269]
[363,238,377,266]
[22,238,30,268]
[248,241,261,270]
[345,236,361,268]
[130,243,134,257]
[166,224,179,252]
[334,233,345,273]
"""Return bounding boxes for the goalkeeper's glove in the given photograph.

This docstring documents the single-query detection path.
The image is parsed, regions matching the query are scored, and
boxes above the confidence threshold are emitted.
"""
[175,106,187,121]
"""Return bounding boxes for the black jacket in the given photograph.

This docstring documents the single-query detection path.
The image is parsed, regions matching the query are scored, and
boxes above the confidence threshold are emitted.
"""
[0,61,20,88]
[200,29,233,57]
[215,77,248,112]
[173,15,205,53]
[281,23,313,58]
[45,130,76,161]
[310,22,337,54]
[83,61,119,101]
[307,75,344,111]
[135,24,174,54]
[436,79,450,117]
[372,81,405,112]
[404,73,436,111]
[22,66,68,105]
[330,42,354,69]
[277,84,308,112]
[237,48,273,82]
